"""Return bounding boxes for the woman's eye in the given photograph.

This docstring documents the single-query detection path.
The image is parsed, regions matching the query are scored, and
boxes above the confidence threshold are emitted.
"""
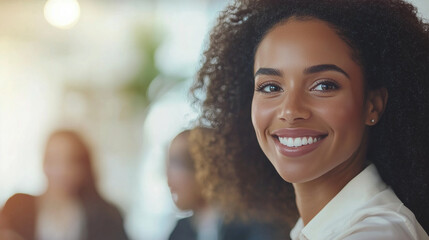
[257,84,282,93]
[311,81,339,91]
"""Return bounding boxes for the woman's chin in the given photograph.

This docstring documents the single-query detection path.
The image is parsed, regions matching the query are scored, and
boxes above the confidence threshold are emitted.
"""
[272,161,322,184]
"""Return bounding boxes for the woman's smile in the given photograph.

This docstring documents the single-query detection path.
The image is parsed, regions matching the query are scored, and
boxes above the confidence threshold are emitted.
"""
[271,128,328,157]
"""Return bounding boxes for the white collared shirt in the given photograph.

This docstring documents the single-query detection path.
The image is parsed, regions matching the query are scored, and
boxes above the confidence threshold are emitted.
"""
[290,164,429,240]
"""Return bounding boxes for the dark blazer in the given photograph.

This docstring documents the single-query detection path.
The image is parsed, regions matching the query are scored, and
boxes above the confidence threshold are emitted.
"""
[168,217,196,240]
[168,216,288,240]
[0,193,128,240]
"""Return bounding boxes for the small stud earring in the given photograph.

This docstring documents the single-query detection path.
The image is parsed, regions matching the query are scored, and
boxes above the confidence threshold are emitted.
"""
[371,119,375,123]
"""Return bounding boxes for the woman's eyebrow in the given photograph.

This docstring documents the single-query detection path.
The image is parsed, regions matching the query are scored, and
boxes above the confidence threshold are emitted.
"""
[254,65,350,79]
[304,64,350,79]
[254,67,283,77]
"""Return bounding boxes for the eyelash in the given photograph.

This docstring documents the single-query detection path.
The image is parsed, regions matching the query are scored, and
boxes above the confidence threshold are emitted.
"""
[310,80,341,92]
[255,80,341,94]
[255,82,283,94]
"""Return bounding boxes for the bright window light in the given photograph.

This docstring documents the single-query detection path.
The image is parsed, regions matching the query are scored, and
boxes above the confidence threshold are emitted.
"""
[44,0,81,29]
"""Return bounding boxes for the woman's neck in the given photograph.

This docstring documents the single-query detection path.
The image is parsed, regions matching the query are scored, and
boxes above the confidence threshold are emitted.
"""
[41,188,79,204]
[293,156,366,226]
[193,202,216,222]
[192,204,220,240]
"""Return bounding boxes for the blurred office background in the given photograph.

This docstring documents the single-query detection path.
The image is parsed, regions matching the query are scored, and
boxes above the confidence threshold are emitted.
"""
[0,0,428,239]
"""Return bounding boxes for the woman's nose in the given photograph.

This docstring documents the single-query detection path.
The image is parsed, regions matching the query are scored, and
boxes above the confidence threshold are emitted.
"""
[277,91,311,123]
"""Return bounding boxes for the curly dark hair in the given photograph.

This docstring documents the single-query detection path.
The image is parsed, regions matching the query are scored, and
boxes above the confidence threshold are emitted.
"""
[191,0,429,230]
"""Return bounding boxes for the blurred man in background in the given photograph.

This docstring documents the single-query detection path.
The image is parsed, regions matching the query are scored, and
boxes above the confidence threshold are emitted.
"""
[167,129,286,240]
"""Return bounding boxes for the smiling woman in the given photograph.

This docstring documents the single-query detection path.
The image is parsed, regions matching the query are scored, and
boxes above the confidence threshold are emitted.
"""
[191,0,429,239]
[252,19,373,185]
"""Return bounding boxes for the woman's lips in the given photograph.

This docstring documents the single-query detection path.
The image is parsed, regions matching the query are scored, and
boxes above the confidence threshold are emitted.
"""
[271,128,327,157]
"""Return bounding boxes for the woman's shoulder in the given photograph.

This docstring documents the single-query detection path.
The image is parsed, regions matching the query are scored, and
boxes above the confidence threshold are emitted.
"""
[297,203,429,240]
[84,199,129,240]
[85,198,124,219]
[344,208,428,240]
[169,217,196,240]
[6,193,35,201]
[293,181,428,240]
[2,193,36,212]
[344,198,428,240]
[0,193,37,239]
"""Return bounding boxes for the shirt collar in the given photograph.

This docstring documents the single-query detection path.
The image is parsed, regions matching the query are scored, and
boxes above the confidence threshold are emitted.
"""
[291,164,388,239]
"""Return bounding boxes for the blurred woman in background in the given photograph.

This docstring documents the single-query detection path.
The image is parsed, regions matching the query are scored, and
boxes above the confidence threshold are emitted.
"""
[0,130,128,240]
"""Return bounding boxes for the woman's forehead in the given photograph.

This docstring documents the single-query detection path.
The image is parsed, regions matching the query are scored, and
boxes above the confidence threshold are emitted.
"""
[254,19,356,73]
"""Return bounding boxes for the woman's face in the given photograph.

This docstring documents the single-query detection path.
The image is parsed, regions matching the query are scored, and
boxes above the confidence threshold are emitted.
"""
[252,19,372,184]
[167,134,204,211]
[44,135,86,194]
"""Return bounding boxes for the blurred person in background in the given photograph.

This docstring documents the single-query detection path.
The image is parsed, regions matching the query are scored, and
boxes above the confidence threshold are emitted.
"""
[0,129,128,240]
[167,129,287,240]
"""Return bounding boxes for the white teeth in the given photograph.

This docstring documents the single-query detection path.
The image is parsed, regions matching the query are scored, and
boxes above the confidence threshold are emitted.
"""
[302,137,308,145]
[287,138,294,147]
[278,136,322,147]
[294,138,302,147]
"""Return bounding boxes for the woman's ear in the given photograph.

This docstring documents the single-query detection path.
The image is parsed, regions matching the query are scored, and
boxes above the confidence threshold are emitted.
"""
[365,88,388,126]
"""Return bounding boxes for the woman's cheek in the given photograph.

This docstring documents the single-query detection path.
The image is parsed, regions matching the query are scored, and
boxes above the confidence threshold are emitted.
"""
[251,98,277,141]
[315,96,366,154]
